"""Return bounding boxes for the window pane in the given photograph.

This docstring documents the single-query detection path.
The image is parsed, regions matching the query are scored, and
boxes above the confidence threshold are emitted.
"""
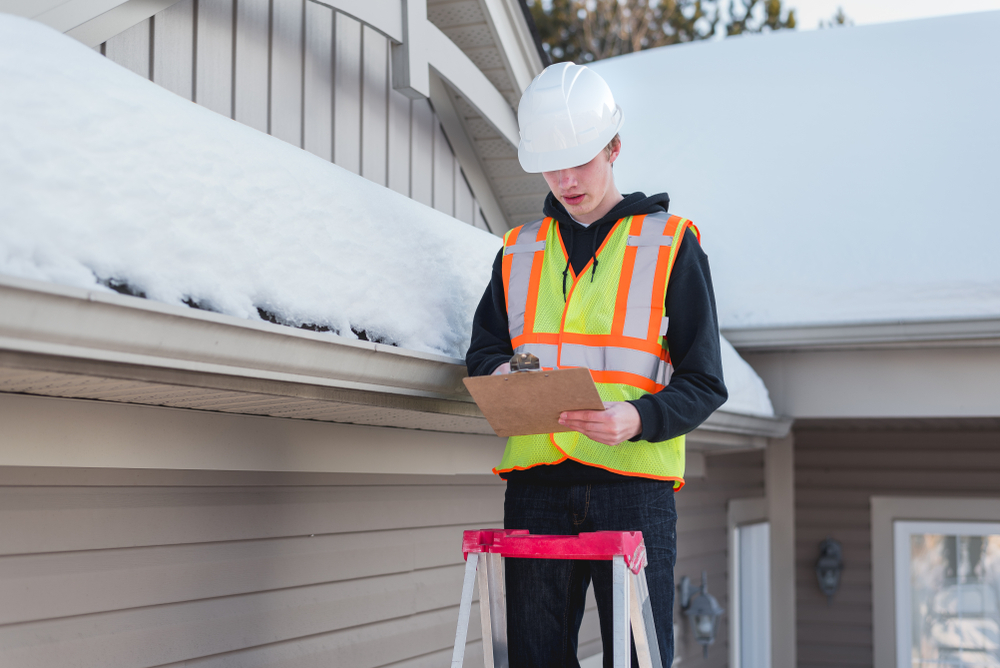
[739,521,771,668]
[909,533,1000,667]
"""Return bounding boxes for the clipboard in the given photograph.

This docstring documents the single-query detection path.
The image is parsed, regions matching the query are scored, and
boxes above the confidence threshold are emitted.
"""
[463,368,605,437]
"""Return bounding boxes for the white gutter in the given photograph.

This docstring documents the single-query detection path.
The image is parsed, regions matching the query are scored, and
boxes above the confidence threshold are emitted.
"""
[0,276,791,442]
[723,317,1000,352]
[0,275,470,400]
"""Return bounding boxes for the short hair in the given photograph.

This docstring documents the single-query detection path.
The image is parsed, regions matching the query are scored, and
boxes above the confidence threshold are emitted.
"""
[603,133,621,158]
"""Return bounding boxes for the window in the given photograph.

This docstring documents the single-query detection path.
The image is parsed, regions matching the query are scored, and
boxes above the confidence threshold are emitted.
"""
[734,521,772,668]
[893,521,1000,668]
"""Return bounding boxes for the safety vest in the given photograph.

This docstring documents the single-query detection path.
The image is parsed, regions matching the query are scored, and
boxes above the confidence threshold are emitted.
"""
[495,211,699,489]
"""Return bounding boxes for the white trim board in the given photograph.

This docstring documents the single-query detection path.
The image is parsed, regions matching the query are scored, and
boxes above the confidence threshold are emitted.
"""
[871,496,1000,668]
[724,317,1000,352]
[728,496,769,668]
[892,519,1000,668]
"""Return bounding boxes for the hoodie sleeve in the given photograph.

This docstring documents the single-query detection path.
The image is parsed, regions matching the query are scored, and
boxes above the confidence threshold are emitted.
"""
[466,248,513,377]
[627,228,729,441]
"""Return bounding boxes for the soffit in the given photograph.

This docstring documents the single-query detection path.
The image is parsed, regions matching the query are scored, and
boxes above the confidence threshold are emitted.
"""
[428,0,550,231]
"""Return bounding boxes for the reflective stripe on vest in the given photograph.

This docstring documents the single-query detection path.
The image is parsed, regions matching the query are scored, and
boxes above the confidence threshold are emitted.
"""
[496,212,700,486]
[502,218,549,341]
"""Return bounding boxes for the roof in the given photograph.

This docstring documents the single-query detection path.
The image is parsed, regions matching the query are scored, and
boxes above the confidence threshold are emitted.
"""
[591,12,1000,330]
[0,13,784,430]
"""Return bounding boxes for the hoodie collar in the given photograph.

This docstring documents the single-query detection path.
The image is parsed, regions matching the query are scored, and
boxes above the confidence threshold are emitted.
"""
[541,192,671,298]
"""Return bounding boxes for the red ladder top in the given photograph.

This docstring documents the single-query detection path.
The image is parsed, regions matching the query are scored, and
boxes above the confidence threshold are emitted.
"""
[462,530,647,575]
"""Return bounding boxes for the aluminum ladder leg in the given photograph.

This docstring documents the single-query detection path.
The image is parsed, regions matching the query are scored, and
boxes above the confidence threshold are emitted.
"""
[451,552,509,668]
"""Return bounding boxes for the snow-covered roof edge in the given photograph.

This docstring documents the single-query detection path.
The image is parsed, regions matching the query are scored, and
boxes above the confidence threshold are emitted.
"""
[0,275,790,439]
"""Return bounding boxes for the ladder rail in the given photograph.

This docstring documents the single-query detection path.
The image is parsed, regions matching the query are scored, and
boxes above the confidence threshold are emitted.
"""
[451,553,480,668]
[629,568,663,668]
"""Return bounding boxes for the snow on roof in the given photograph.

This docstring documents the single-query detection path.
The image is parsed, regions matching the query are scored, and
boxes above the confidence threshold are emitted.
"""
[0,15,773,418]
[0,15,501,358]
[592,12,1000,329]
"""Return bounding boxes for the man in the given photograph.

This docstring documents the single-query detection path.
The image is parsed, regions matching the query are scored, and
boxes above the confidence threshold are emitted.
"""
[466,62,727,668]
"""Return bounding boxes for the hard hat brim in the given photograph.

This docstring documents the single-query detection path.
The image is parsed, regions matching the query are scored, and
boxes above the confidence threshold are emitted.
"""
[518,105,625,174]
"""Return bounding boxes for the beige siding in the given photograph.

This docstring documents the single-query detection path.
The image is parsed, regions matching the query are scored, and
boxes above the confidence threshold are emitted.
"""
[0,466,504,668]
[99,0,486,229]
[576,449,766,666]
[794,423,1000,668]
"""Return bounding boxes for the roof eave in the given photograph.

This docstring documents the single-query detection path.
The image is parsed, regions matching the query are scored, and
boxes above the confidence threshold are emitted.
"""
[723,317,1000,353]
[0,276,788,445]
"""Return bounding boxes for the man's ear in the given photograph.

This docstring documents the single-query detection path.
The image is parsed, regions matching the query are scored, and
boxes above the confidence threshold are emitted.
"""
[608,137,622,165]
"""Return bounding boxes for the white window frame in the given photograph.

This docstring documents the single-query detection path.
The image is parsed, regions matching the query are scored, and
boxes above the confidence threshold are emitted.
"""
[893,520,1000,668]
[729,497,770,668]
[871,497,1000,668]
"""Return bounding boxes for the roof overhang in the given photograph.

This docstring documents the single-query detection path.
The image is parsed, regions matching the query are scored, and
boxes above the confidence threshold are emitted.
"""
[0,276,788,450]
[724,318,1000,420]
[723,317,1000,352]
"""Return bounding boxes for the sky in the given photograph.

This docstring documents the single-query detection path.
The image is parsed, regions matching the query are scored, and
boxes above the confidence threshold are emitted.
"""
[785,0,1000,29]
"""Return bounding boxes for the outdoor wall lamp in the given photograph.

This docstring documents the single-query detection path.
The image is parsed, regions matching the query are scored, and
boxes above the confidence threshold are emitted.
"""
[679,570,724,657]
[815,538,844,603]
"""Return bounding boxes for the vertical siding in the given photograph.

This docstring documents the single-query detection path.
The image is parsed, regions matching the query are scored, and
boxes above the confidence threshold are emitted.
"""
[361,26,389,187]
[332,13,362,174]
[152,0,194,100]
[386,80,412,197]
[104,18,151,78]
[794,424,1000,668]
[410,98,435,208]
[270,0,305,146]
[302,0,333,160]
[233,0,270,133]
[98,0,484,230]
[433,121,455,216]
[194,0,234,117]
[0,467,504,668]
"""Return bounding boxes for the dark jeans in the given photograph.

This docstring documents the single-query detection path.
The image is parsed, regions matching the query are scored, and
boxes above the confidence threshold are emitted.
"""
[503,479,677,668]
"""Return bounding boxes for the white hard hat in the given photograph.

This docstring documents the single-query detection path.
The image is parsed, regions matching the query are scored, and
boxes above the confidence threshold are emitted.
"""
[517,62,624,173]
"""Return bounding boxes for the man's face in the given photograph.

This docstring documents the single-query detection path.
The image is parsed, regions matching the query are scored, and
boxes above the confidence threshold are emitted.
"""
[541,143,619,219]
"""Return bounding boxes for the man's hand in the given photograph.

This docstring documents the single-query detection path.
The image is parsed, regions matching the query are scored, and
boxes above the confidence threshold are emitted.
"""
[558,401,642,446]
[492,362,511,375]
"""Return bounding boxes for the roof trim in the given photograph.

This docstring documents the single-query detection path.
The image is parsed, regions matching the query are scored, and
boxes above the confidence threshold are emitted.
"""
[0,275,790,443]
[0,275,469,401]
[723,317,1000,352]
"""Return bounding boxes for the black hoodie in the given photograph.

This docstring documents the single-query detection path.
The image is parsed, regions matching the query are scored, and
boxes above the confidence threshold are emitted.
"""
[466,192,728,484]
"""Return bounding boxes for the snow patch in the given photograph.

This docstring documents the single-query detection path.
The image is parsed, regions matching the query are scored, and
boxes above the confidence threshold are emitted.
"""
[719,336,773,417]
[0,15,501,358]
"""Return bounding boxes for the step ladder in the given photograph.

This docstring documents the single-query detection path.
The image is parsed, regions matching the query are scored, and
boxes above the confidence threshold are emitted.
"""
[451,529,663,668]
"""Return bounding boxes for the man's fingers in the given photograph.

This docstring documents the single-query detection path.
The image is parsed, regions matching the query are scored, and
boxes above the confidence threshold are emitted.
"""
[560,409,609,423]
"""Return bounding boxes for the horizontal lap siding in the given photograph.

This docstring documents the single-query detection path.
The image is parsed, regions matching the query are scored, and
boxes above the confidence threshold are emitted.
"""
[794,426,1000,668]
[0,469,504,668]
[99,0,485,230]
[576,449,765,666]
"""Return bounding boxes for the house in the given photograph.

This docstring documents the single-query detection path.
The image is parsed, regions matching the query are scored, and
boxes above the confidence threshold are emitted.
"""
[0,2,790,667]
[593,10,1000,668]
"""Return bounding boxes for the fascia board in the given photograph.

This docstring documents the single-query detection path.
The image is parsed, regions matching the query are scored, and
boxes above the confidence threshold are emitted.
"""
[65,0,180,47]
[477,0,545,93]
[723,317,1000,352]
[425,22,520,145]
[8,0,130,31]
[0,275,790,440]
[700,410,792,439]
